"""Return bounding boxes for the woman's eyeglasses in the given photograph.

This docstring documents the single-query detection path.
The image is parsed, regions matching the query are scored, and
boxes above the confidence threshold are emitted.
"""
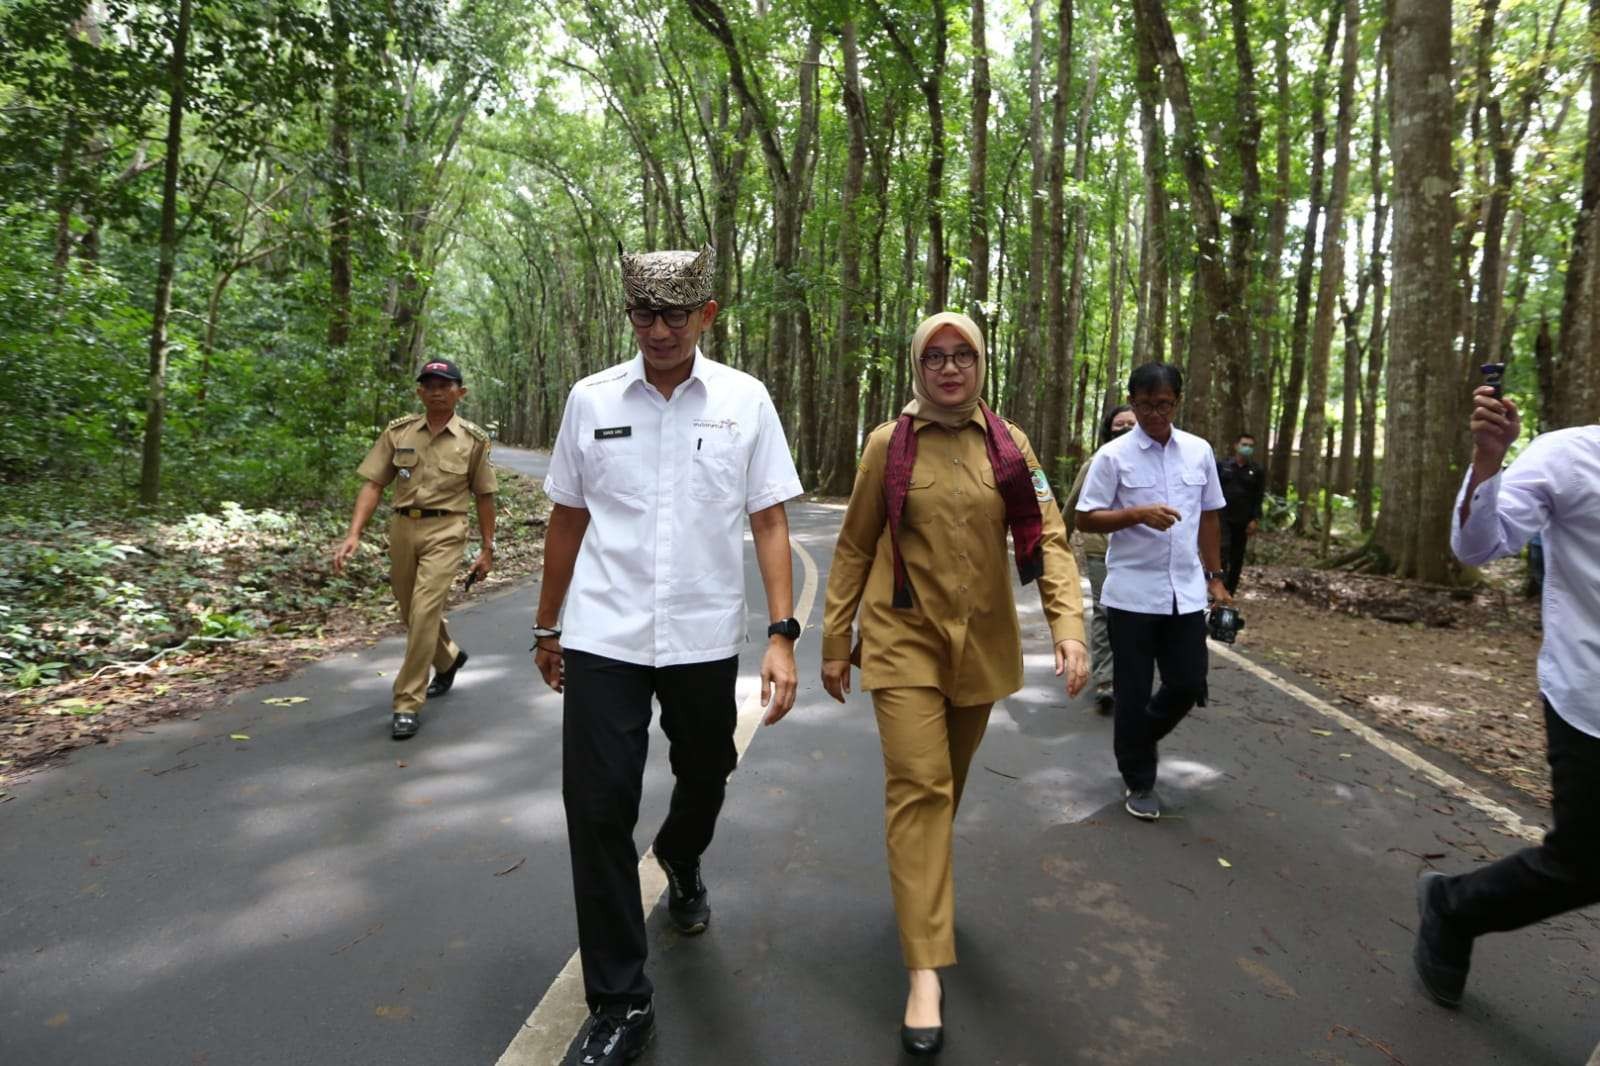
[626,305,701,329]
[919,347,978,371]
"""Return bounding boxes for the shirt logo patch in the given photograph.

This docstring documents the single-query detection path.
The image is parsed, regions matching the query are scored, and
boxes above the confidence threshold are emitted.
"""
[1031,469,1053,501]
[692,417,739,436]
[594,426,632,440]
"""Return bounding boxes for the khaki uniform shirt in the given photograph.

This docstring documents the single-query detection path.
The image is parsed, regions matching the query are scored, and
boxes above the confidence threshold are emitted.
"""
[821,415,1085,705]
[356,413,497,510]
[1062,459,1109,558]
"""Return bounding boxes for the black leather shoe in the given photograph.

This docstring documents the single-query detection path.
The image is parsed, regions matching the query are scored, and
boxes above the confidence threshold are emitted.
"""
[1095,691,1115,715]
[900,974,943,1056]
[657,854,710,935]
[391,713,420,740]
[426,651,468,698]
[571,1001,654,1065]
[1414,871,1470,1008]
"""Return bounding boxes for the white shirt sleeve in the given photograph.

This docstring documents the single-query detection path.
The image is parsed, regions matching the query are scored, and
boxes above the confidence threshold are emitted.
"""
[1076,449,1119,512]
[744,389,805,514]
[543,388,588,508]
[1451,436,1556,566]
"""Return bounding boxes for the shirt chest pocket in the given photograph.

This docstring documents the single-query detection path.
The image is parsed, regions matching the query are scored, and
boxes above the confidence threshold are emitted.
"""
[1178,465,1210,505]
[1117,468,1161,506]
[583,438,646,500]
[393,449,419,480]
[437,452,469,478]
[688,440,744,503]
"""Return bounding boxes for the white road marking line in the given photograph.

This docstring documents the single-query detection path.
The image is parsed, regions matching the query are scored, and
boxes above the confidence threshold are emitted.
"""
[495,533,821,1066]
[1211,643,1543,844]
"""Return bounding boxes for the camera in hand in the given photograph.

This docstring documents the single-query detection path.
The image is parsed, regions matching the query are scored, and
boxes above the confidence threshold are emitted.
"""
[1207,605,1245,644]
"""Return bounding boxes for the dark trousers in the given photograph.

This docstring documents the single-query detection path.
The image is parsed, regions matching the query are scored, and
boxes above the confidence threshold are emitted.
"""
[1221,519,1252,594]
[562,649,739,1012]
[1106,605,1209,791]
[1439,700,1600,938]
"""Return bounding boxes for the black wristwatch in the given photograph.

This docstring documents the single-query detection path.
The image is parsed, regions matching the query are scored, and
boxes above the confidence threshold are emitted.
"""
[767,617,802,641]
[1205,570,1226,582]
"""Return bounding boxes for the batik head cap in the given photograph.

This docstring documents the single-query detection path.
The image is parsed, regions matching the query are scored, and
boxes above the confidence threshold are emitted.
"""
[620,243,715,309]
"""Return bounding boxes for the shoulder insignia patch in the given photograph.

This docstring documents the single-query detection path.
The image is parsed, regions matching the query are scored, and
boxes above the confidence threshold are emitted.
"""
[386,414,420,431]
[459,418,490,443]
[1031,468,1054,502]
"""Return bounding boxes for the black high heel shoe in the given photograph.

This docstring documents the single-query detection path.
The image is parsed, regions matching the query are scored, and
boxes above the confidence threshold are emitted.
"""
[900,974,944,1056]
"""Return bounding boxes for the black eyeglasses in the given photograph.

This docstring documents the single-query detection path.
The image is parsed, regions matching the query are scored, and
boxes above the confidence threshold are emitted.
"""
[1131,399,1177,416]
[919,347,978,371]
[626,305,702,329]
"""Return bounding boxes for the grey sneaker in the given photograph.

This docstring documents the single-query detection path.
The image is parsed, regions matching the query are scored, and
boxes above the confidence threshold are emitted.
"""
[1124,787,1160,821]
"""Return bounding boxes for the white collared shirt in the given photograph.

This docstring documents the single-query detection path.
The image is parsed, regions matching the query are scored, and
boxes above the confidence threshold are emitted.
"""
[544,351,804,667]
[1076,423,1226,615]
[1451,425,1600,737]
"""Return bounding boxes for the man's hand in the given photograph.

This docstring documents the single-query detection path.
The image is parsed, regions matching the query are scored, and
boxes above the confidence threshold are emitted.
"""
[1246,519,1259,535]
[469,546,493,584]
[1207,578,1234,607]
[1054,639,1089,698]
[760,639,798,725]
[1137,505,1182,531]
[534,639,564,692]
[1469,385,1521,476]
[332,534,361,574]
[821,658,852,704]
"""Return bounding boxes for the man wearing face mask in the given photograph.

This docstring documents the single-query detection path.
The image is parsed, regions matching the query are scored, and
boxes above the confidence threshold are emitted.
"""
[1216,433,1266,595]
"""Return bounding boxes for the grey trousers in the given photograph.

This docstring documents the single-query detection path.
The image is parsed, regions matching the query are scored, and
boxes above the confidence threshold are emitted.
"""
[1085,553,1113,693]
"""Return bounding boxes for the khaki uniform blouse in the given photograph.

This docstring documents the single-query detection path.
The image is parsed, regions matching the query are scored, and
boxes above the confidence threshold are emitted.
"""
[356,413,497,512]
[821,414,1085,705]
[1062,459,1109,558]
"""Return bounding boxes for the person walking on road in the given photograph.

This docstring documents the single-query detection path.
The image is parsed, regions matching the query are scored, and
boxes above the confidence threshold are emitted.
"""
[1075,362,1233,821]
[1216,432,1266,595]
[1413,386,1600,1009]
[819,311,1089,1057]
[1064,404,1137,714]
[333,358,496,740]
[533,244,804,1066]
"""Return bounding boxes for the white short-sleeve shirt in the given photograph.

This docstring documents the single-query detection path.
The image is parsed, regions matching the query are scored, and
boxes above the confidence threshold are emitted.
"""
[544,351,804,666]
[1076,423,1226,615]
[1452,426,1600,737]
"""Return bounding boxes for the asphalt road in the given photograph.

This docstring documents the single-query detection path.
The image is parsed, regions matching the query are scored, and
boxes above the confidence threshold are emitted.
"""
[2,446,1595,1065]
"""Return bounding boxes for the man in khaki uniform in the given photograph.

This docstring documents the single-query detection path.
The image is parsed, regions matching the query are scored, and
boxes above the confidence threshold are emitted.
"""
[333,358,497,739]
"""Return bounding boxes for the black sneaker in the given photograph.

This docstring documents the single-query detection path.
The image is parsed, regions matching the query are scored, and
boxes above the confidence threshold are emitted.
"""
[572,1001,654,1065]
[656,854,711,935]
[426,650,468,698]
[1124,787,1160,821]
[1414,871,1471,1008]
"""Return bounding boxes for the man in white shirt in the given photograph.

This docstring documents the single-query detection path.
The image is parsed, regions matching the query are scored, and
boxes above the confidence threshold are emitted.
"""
[1413,385,1600,1010]
[1076,363,1233,821]
[533,245,805,1064]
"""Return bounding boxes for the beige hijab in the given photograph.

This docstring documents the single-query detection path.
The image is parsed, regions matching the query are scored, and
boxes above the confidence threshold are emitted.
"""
[903,311,986,429]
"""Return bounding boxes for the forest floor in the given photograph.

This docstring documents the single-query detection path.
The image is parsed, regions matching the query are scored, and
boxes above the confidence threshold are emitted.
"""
[1236,528,1549,806]
[0,471,549,788]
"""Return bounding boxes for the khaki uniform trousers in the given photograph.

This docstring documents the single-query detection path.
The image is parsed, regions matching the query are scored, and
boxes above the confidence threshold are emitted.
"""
[388,512,467,713]
[871,686,995,970]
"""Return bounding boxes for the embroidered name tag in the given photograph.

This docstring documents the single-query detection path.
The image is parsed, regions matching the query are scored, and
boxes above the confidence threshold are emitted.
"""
[594,426,632,440]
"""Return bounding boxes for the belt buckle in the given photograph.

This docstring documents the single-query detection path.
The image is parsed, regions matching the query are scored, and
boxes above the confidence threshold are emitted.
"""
[406,508,422,519]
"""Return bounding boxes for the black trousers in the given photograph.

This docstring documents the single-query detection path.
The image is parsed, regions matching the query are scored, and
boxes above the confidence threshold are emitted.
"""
[562,649,739,1012]
[1106,605,1209,792]
[1439,700,1600,937]
[1221,519,1252,594]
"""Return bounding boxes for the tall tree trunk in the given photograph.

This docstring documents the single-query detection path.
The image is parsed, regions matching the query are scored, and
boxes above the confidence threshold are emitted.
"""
[822,20,870,495]
[138,0,191,506]
[968,0,991,338]
[1269,4,1341,495]
[1131,2,1166,367]
[1104,165,1130,418]
[1014,0,1049,425]
[1249,0,1292,439]
[1357,30,1390,532]
[1556,0,1600,426]
[1296,0,1358,530]
[1041,0,1074,467]
[1372,0,1458,581]
[327,0,354,350]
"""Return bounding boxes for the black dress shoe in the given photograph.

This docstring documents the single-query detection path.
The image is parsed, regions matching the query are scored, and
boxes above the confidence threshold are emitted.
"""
[426,651,468,698]
[657,854,711,935]
[1095,691,1115,715]
[571,1000,654,1065]
[900,974,943,1056]
[1414,871,1471,1008]
[391,712,421,740]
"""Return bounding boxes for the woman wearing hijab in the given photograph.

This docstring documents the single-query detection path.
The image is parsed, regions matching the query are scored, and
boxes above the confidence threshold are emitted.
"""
[819,311,1089,1055]
[1063,405,1137,714]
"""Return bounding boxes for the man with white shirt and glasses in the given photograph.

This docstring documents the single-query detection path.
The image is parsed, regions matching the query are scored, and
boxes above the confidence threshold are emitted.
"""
[1413,386,1600,1009]
[1075,362,1233,821]
[534,244,804,1064]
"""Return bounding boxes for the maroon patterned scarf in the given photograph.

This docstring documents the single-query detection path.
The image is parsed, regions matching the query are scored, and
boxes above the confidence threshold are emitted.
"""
[883,403,1045,609]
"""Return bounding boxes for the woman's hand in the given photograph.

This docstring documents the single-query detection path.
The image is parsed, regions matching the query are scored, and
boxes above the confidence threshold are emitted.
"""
[1054,639,1089,699]
[821,658,852,703]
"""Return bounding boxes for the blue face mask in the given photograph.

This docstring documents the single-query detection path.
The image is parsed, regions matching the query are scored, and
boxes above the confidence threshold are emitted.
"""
[1238,444,1254,458]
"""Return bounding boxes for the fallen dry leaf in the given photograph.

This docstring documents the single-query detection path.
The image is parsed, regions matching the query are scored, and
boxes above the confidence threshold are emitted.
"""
[230,734,250,741]
[262,697,308,706]
[1218,857,1233,869]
